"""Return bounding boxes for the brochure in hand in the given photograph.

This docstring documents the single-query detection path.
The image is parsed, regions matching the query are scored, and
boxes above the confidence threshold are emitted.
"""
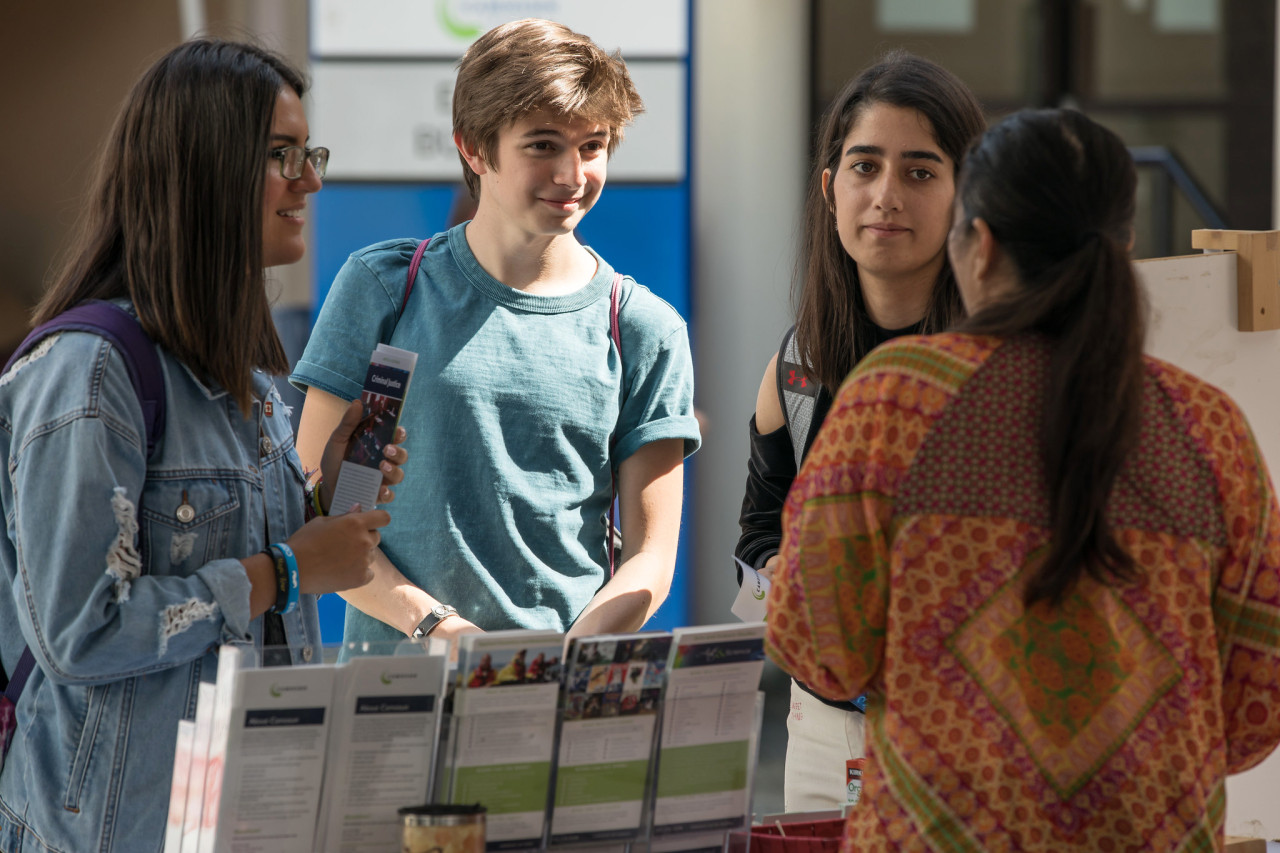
[328,343,417,515]
[550,632,673,846]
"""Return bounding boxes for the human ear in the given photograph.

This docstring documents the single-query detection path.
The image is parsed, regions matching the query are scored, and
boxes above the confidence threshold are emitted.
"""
[971,218,1000,282]
[453,131,489,176]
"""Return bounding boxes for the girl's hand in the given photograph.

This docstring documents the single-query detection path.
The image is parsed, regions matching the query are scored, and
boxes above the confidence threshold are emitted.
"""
[287,507,390,594]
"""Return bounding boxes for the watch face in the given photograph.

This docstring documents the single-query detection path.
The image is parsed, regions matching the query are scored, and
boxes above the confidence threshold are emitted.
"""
[433,604,454,618]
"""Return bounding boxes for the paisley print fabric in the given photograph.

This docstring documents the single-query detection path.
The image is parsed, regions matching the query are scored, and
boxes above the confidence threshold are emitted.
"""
[766,333,1280,852]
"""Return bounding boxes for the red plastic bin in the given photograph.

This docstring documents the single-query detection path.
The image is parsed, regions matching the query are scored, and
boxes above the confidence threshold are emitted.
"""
[748,817,845,852]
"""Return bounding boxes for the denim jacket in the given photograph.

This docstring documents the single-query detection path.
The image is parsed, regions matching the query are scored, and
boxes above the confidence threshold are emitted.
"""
[0,311,321,853]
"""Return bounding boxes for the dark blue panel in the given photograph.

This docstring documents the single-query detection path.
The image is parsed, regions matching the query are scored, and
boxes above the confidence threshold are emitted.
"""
[576,184,690,319]
[311,183,458,318]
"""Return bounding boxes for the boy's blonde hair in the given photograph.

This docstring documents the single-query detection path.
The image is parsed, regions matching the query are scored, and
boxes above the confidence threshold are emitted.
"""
[453,18,644,199]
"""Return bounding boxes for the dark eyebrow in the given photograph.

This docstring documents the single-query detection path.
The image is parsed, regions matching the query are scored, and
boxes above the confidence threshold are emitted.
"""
[845,144,944,164]
[270,133,306,146]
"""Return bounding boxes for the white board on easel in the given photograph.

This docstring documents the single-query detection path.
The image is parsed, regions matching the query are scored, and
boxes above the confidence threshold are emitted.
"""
[1136,242,1279,841]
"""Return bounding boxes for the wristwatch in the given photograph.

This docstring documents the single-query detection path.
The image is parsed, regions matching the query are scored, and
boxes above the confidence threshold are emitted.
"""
[412,603,458,639]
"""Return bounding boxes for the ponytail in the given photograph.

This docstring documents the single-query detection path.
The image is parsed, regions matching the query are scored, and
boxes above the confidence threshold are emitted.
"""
[956,110,1143,606]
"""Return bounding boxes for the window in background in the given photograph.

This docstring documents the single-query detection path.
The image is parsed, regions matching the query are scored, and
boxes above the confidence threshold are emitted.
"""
[811,0,1274,259]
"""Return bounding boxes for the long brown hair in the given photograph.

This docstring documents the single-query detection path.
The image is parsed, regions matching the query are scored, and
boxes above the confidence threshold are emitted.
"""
[35,39,304,413]
[955,109,1145,606]
[794,52,985,391]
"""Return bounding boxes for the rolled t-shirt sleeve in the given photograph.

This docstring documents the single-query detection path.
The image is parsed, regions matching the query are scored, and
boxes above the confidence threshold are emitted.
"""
[290,240,414,400]
[612,316,701,466]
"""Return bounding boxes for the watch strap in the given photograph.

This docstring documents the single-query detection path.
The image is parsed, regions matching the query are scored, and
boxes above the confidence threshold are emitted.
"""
[412,604,458,638]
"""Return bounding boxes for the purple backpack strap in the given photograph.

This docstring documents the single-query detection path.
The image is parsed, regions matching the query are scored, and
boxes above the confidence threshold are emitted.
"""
[4,300,165,458]
[2,650,34,705]
[401,238,431,318]
[0,300,164,725]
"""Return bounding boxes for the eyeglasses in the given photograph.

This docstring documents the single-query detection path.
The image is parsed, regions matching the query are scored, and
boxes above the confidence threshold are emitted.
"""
[268,145,329,180]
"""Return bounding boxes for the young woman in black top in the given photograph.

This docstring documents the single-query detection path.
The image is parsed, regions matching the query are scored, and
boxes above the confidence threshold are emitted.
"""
[735,51,984,812]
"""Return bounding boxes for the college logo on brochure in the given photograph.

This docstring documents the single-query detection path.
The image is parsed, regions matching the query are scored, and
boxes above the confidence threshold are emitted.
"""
[380,670,418,685]
[269,683,310,698]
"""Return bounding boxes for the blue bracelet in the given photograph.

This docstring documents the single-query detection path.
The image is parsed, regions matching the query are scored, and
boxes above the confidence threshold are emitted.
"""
[272,542,300,615]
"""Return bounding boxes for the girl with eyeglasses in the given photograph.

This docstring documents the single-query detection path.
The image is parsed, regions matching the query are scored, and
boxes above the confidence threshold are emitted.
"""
[0,39,407,852]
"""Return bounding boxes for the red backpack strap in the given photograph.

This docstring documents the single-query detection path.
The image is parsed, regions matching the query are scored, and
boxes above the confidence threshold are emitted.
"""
[401,238,431,318]
[607,273,623,577]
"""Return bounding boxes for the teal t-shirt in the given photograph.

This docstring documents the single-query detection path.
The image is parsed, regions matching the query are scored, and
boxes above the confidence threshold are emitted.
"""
[291,224,700,641]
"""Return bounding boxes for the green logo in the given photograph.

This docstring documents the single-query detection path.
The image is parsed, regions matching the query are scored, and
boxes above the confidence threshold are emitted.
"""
[270,683,283,698]
[381,671,394,685]
[753,586,766,601]
[437,0,481,40]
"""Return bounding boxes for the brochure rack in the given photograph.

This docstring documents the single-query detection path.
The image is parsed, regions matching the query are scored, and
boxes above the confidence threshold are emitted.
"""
[167,625,767,853]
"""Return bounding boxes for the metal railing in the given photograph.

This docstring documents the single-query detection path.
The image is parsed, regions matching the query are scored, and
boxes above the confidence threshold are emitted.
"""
[1128,146,1229,258]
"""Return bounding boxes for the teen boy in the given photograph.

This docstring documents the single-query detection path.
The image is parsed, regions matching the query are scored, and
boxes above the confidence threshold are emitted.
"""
[291,18,700,648]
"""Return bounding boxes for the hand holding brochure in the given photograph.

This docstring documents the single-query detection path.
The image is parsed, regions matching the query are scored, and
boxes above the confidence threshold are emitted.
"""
[328,344,417,515]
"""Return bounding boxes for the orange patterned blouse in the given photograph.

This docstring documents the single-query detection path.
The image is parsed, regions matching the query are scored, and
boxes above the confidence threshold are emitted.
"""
[765,332,1280,852]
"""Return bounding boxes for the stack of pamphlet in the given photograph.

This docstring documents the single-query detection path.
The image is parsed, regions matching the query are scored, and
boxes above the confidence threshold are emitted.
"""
[549,632,673,847]
[316,644,449,852]
[650,623,768,853]
[439,629,565,851]
[203,646,334,853]
[165,639,449,853]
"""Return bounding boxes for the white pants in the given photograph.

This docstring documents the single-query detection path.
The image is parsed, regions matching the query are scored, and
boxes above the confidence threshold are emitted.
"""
[783,679,866,813]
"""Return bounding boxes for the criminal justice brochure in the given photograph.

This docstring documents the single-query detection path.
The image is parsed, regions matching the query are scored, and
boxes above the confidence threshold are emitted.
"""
[445,629,565,851]
[549,631,673,846]
[328,343,417,515]
[650,623,768,844]
[316,643,449,853]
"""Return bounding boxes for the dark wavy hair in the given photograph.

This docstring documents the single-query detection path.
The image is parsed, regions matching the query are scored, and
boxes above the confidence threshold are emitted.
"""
[955,108,1145,606]
[35,39,304,413]
[794,51,985,390]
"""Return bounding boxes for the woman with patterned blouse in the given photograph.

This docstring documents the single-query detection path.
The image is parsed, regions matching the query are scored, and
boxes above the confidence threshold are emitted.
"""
[766,108,1280,851]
